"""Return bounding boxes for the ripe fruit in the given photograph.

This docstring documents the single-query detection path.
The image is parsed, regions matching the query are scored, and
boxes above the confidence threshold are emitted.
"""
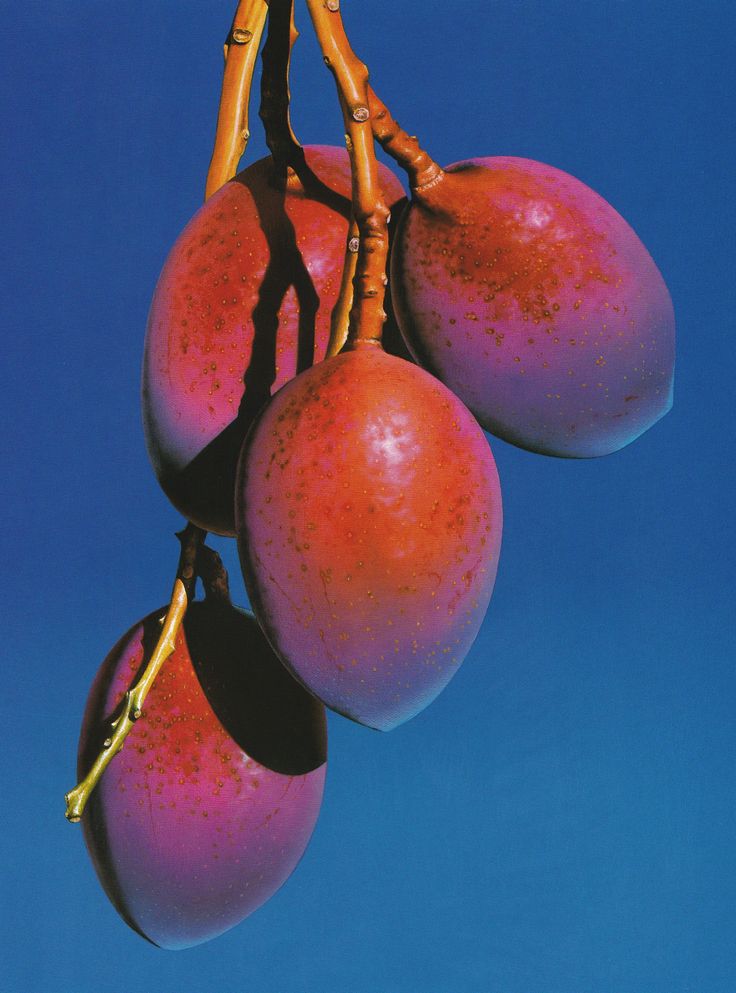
[142,145,405,535]
[77,597,327,950]
[236,345,502,731]
[390,157,675,457]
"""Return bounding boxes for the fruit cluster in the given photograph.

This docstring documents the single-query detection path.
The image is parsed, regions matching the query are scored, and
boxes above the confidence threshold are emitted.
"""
[65,0,674,951]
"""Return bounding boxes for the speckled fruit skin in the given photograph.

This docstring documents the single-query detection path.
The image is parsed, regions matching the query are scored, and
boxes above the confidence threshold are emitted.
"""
[390,157,675,457]
[236,347,502,731]
[142,146,406,535]
[77,600,327,950]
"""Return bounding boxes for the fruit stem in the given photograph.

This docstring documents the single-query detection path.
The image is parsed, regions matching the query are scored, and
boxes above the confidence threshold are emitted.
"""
[205,0,269,200]
[328,85,444,356]
[306,0,390,349]
[367,88,444,194]
[325,216,360,357]
[196,544,231,604]
[258,0,304,174]
[64,524,206,823]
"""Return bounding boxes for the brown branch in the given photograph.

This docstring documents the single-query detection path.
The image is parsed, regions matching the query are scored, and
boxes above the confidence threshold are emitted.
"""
[205,0,269,200]
[306,0,390,349]
[175,522,204,599]
[326,217,360,357]
[65,524,206,823]
[195,543,231,604]
[367,87,444,193]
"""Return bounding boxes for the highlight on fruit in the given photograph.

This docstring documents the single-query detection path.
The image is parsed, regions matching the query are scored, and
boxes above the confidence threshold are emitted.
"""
[64,0,674,950]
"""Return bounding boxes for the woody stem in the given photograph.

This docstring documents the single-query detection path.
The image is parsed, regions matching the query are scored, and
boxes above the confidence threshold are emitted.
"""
[306,0,390,349]
[205,0,268,199]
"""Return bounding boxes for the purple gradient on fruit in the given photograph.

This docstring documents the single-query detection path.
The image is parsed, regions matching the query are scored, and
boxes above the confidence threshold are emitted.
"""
[236,348,502,731]
[390,157,675,457]
[77,601,326,950]
[142,146,406,535]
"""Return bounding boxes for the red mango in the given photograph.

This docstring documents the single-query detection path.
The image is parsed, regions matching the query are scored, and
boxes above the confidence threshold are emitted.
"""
[236,346,502,731]
[391,157,675,457]
[77,599,327,949]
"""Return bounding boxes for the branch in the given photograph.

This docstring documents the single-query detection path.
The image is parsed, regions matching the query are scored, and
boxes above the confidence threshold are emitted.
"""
[195,543,231,604]
[326,218,360,357]
[367,87,444,193]
[205,0,269,200]
[65,524,206,823]
[306,0,390,349]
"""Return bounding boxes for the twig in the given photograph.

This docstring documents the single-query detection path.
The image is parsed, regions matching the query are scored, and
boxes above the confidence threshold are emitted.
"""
[195,543,231,604]
[65,524,205,822]
[367,87,444,193]
[306,0,390,350]
[326,217,360,357]
[205,0,269,199]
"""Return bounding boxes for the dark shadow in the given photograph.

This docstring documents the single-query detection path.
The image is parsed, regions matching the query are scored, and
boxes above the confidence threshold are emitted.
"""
[184,600,327,775]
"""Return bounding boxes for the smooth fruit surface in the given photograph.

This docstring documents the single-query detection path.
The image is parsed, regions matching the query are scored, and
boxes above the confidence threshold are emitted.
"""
[236,346,502,731]
[391,157,675,457]
[77,599,327,950]
[143,146,405,534]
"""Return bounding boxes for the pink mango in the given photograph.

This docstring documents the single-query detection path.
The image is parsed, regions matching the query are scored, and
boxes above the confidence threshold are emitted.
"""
[390,157,675,457]
[77,599,326,949]
[236,347,502,731]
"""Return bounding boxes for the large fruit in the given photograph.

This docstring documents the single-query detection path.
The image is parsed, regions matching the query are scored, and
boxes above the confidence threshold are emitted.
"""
[142,145,405,535]
[390,157,675,457]
[236,345,502,731]
[77,598,327,950]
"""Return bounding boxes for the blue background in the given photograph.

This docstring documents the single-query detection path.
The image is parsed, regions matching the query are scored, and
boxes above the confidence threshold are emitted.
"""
[2,1,734,990]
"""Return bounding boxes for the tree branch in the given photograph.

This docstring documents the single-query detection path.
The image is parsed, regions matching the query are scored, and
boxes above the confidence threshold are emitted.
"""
[306,0,390,349]
[205,0,269,199]
[367,87,444,193]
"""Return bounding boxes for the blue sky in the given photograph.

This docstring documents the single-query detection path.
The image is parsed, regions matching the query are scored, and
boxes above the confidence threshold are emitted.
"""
[2,1,735,990]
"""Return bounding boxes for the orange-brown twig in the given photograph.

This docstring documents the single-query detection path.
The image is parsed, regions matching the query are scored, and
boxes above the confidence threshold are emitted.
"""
[326,216,360,357]
[367,88,444,193]
[306,0,390,349]
[205,0,268,199]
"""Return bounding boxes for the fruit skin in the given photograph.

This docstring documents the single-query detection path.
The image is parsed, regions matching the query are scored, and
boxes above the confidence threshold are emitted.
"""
[236,346,502,731]
[77,599,327,950]
[142,145,406,535]
[390,157,675,457]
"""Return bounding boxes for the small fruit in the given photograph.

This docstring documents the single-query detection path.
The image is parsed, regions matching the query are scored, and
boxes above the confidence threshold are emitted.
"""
[77,598,327,949]
[390,157,675,457]
[236,345,502,731]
